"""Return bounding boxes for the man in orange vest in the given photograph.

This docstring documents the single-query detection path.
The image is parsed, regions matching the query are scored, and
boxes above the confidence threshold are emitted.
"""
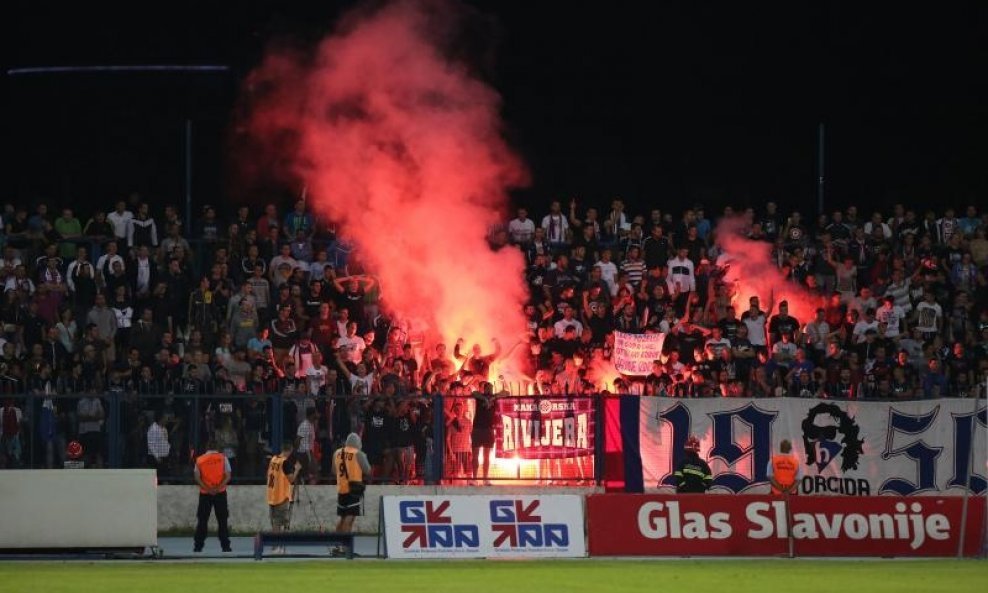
[193,439,232,553]
[335,432,371,533]
[267,438,302,554]
[767,439,801,495]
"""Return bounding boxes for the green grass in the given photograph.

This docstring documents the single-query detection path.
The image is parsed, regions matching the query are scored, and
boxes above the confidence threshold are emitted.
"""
[1,560,985,593]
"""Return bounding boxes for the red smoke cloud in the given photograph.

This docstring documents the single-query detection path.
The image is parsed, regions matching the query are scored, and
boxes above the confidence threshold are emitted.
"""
[714,217,820,324]
[239,1,529,358]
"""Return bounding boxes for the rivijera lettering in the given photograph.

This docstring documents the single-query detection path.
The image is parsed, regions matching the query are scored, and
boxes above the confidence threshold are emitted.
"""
[500,413,589,453]
[637,501,950,550]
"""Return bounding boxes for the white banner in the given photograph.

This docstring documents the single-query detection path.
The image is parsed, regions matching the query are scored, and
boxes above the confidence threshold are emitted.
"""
[383,495,586,558]
[636,398,986,496]
[613,332,665,376]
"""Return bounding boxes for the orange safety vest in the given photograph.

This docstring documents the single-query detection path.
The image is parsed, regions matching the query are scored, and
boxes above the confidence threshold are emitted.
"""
[334,446,363,495]
[770,453,799,495]
[267,454,293,506]
[196,451,228,494]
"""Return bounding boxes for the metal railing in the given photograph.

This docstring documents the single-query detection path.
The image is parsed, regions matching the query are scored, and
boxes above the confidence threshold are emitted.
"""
[3,388,980,484]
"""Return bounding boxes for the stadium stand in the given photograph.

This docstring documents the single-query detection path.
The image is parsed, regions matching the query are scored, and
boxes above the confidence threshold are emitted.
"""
[0,198,985,485]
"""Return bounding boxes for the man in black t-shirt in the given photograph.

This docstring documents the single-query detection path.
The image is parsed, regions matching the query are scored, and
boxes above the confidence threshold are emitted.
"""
[768,300,800,345]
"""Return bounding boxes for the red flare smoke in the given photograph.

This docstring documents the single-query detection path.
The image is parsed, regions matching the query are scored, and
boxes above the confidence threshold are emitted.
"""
[239,0,529,356]
[714,217,821,325]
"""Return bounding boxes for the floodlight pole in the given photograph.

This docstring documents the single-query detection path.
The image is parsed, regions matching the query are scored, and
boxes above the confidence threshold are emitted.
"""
[185,119,193,236]
[816,123,825,216]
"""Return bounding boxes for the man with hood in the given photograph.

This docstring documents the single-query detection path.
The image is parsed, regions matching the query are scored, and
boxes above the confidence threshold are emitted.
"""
[334,432,371,534]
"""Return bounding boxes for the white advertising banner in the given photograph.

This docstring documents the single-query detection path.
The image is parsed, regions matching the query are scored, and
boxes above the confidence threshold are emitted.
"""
[613,332,665,376]
[383,495,586,559]
[635,398,986,496]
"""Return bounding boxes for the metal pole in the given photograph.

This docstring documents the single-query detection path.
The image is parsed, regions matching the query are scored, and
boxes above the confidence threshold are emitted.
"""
[816,123,825,216]
[184,119,193,236]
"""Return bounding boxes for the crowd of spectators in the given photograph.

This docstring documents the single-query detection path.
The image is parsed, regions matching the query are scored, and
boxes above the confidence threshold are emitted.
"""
[0,194,985,481]
[506,200,987,400]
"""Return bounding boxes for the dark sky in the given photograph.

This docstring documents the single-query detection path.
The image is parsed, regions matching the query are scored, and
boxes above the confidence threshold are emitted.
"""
[3,1,986,219]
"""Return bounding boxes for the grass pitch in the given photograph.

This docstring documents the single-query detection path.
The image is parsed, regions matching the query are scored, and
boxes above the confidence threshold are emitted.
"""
[1,559,985,593]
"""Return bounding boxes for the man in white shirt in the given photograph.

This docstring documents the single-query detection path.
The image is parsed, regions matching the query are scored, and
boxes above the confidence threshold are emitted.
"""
[4,265,35,295]
[95,241,125,288]
[594,249,619,295]
[804,308,832,358]
[863,212,892,239]
[0,247,22,279]
[741,296,768,348]
[336,322,365,364]
[107,201,133,241]
[552,305,584,338]
[296,408,318,482]
[147,411,171,468]
[541,201,569,244]
[703,326,732,358]
[132,245,154,300]
[884,269,912,313]
[306,351,329,396]
[913,291,942,338]
[875,296,905,338]
[508,208,535,245]
[847,287,877,320]
[852,308,880,343]
[269,244,300,282]
[666,247,697,293]
[65,248,94,293]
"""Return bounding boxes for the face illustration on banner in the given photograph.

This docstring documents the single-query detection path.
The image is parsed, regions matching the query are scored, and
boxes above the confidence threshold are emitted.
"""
[800,403,864,473]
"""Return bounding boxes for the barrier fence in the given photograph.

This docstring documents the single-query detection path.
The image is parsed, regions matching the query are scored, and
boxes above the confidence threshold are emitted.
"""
[1,392,984,497]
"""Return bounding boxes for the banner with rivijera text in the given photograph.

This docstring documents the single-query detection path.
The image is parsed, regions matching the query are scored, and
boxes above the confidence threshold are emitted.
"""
[383,495,586,559]
[496,397,594,460]
[604,396,986,496]
[587,494,986,557]
[613,331,665,376]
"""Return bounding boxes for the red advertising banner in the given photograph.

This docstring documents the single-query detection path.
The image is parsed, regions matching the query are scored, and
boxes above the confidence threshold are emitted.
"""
[587,494,986,557]
[496,398,594,460]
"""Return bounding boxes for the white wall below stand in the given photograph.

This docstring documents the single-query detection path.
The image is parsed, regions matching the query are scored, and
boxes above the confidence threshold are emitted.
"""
[0,470,157,549]
[158,485,601,536]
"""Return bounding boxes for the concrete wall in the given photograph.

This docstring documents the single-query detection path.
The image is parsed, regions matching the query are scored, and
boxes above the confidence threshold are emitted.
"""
[158,485,600,534]
[1,470,157,549]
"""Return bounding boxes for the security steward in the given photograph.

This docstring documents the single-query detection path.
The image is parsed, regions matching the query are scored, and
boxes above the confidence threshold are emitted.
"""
[335,432,371,534]
[193,439,232,553]
[673,435,713,493]
[267,439,302,539]
[767,439,801,495]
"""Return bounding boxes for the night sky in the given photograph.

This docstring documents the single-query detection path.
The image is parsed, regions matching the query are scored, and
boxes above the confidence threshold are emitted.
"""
[4,2,986,218]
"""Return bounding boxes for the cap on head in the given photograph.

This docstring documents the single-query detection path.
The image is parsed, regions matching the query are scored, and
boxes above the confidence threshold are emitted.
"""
[345,432,363,450]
